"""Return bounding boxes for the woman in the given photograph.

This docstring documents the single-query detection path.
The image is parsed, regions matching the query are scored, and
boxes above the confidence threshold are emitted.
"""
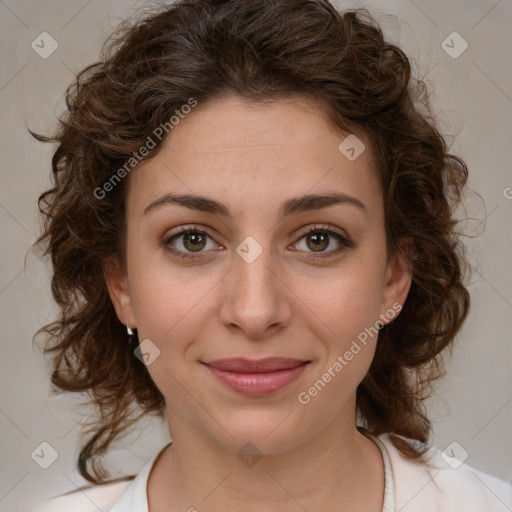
[25,0,512,510]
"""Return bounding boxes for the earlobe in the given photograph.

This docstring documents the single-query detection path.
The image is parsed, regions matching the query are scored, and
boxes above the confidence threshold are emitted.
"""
[103,257,137,329]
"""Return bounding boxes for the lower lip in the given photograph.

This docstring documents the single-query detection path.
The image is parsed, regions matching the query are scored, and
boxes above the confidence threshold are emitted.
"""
[203,363,309,396]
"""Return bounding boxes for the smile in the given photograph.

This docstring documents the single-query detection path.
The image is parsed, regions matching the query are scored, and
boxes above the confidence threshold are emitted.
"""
[201,358,311,396]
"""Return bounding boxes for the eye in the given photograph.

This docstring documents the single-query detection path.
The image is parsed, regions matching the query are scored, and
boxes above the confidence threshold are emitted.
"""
[292,224,353,260]
[163,224,353,261]
[163,227,219,260]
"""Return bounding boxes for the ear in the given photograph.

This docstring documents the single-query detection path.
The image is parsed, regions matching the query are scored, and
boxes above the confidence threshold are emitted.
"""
[103,256,137,329]
[379,242,413,325]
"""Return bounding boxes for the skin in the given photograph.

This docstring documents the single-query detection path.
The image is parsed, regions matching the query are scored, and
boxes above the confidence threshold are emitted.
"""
[105,95,412,511]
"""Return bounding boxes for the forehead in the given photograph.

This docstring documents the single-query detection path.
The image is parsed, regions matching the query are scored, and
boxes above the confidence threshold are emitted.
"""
[127,96,382,220]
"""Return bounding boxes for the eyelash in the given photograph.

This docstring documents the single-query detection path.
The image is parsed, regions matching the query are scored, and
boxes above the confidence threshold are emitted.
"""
[162,224,353,261]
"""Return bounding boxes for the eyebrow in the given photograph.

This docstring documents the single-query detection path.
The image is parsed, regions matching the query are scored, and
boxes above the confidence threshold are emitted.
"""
[143,191,366,219]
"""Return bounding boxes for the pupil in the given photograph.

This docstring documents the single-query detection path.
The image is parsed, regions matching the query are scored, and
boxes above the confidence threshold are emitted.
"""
[309,233,328,251]
[185,233,204,252]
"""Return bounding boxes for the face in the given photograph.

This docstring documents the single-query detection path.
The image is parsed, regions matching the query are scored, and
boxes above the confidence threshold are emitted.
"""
[106,95,411,455]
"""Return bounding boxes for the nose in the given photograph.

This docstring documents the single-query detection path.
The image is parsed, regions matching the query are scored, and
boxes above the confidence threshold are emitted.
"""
[218,240,292,340]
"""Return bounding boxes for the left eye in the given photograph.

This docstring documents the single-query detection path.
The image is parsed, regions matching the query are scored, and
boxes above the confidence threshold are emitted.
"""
[294,228,345,254]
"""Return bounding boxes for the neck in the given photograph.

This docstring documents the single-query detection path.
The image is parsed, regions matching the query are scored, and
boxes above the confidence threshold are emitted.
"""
[147,409,385,512]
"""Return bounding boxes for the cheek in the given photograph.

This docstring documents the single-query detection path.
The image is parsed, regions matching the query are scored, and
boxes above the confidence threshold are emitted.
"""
[294,269,383,415]
[127,230,207,325]
[130,266,215,347]
[297,262,385,344]
[128,267,212,413]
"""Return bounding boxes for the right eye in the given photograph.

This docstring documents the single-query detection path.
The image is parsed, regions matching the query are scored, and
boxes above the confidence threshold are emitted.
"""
[163,226,221,260]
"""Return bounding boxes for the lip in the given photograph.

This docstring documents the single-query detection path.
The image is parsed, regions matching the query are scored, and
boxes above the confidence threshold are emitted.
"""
[202,358,310,396]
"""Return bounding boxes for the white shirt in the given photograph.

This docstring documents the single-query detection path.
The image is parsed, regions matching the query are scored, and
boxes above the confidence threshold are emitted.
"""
[23,434,512,511]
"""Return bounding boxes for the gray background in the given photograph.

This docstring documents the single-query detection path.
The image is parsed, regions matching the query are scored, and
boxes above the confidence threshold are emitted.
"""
[1,0,511,510]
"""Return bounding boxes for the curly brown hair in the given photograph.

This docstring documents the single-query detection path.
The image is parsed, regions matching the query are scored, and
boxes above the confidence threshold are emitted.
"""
[29,0,471,484]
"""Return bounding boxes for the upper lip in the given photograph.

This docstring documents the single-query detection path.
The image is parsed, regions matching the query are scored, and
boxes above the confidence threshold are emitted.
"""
[203,357,310,373]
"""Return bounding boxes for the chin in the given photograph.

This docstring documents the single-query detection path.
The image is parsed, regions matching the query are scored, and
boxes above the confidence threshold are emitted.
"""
[207,408,311,456]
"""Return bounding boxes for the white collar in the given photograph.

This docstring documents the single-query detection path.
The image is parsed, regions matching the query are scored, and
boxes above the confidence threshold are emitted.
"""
[109,436,395,512]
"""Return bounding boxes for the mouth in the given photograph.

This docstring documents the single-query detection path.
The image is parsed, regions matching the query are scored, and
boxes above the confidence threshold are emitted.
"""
[201,358,311,396]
